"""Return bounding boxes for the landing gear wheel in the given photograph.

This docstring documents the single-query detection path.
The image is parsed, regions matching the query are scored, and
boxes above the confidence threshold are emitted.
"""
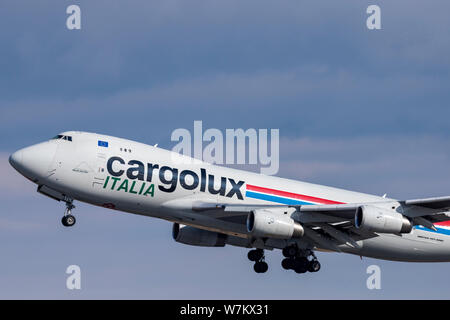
[292,257,308,274]
[254,261,268,273]
[62,198,76,227]
[249,249,268,273]
[294,266,307,274]
[248,249,264,262]
[293,259,308,274]
[282,245,298,258]
[281,248,321,274]
[308,260,321,273]
[281,258,294,270]
[62,214,76,227]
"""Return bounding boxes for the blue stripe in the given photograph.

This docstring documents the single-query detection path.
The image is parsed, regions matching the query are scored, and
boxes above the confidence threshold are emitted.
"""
[415,225,450,235]
[245,191,314,205]
[414,225,450,236]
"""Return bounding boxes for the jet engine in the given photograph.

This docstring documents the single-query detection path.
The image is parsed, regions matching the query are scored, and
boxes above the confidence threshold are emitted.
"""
[172,223,226,247]
[246,209,304,239]
[355,205,412,234]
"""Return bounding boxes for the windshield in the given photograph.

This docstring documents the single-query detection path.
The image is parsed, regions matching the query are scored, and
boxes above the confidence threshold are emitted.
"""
[51,135,72,141]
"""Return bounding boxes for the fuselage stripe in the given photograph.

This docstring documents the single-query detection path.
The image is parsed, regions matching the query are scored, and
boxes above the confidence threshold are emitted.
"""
[246,184,345,205]
[435,221,450,227]
[415,225,450,236]
[245,185,450,237]
[245,191,315,205]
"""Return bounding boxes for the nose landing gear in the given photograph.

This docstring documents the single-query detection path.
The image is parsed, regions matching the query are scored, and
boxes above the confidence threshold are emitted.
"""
[247,249,269,273]
[61,199,76,227]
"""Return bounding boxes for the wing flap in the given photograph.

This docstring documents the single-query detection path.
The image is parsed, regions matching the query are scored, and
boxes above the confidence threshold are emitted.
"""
[298,203,359,219]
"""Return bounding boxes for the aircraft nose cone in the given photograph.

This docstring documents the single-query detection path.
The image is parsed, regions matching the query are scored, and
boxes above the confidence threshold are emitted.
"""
[9,142,57,182]
[9,150,23,170]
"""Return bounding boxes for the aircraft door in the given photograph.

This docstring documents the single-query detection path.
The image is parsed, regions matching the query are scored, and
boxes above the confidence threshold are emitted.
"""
[92,152,107,188]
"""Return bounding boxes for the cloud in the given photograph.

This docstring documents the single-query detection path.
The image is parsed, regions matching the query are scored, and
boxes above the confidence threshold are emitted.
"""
[2,0,450,152]
[277,135,450,198]
[0,153,36,196]
[2,63,450,152]
[0,218,46,232]
[1,0,450,101]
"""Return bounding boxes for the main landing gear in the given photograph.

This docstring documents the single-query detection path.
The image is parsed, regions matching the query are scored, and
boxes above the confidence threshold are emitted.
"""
[281,245,321,274]
[247,249,269,273]
[61,199,76,227]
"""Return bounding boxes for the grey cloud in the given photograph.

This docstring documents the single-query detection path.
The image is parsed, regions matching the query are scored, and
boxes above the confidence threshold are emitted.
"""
[2,0,450,299]
[277,136,450,198]
[2,0,450,100]
[0,154,37,196]
[2,63,450,151]
[2,0,450,149]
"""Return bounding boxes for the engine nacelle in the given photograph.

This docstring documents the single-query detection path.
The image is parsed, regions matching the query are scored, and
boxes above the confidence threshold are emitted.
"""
[172,223,226,247]
[355,205,412,234]
[246,209,304,239]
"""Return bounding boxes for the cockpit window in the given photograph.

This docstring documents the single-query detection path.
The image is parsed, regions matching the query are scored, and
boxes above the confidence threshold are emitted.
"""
[51,135,72,141]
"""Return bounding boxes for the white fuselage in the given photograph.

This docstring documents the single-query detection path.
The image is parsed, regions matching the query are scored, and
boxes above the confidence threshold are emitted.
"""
[9,131,450,262]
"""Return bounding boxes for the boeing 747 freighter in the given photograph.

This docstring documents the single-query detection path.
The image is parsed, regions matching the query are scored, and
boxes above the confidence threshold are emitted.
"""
[9,131,450,274]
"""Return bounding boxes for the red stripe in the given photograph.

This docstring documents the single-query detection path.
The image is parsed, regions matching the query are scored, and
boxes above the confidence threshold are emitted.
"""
[435,221,450,226]
[246,184,345,205]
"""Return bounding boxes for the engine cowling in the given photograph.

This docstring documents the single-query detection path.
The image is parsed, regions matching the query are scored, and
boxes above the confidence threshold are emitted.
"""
[355,205,412,234]
[246,209,304,239]
[172,223,226,247]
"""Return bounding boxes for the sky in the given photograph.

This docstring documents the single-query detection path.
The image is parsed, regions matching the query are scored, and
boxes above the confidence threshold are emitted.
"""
[1,0,450,299]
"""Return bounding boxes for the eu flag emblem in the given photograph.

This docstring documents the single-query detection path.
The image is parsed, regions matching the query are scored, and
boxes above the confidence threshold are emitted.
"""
[98,140,109,147]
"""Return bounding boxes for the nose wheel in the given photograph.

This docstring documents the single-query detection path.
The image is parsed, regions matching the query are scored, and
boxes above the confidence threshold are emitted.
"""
[62,200,76,227]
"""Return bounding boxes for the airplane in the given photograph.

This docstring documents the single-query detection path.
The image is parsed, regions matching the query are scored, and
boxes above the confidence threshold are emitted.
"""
[9,131,450,274]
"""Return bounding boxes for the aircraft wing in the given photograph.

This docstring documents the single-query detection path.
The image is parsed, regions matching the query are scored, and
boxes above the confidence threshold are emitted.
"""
[214,198,450,250]
[296,199,450,237]
[216,197,450,222]
[398,196,450,229]
[186,196,450,251]
[403,196,450,210]
[214,202,377,251]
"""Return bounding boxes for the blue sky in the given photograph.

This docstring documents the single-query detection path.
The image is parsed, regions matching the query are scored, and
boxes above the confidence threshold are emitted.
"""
[1,0,450,299]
